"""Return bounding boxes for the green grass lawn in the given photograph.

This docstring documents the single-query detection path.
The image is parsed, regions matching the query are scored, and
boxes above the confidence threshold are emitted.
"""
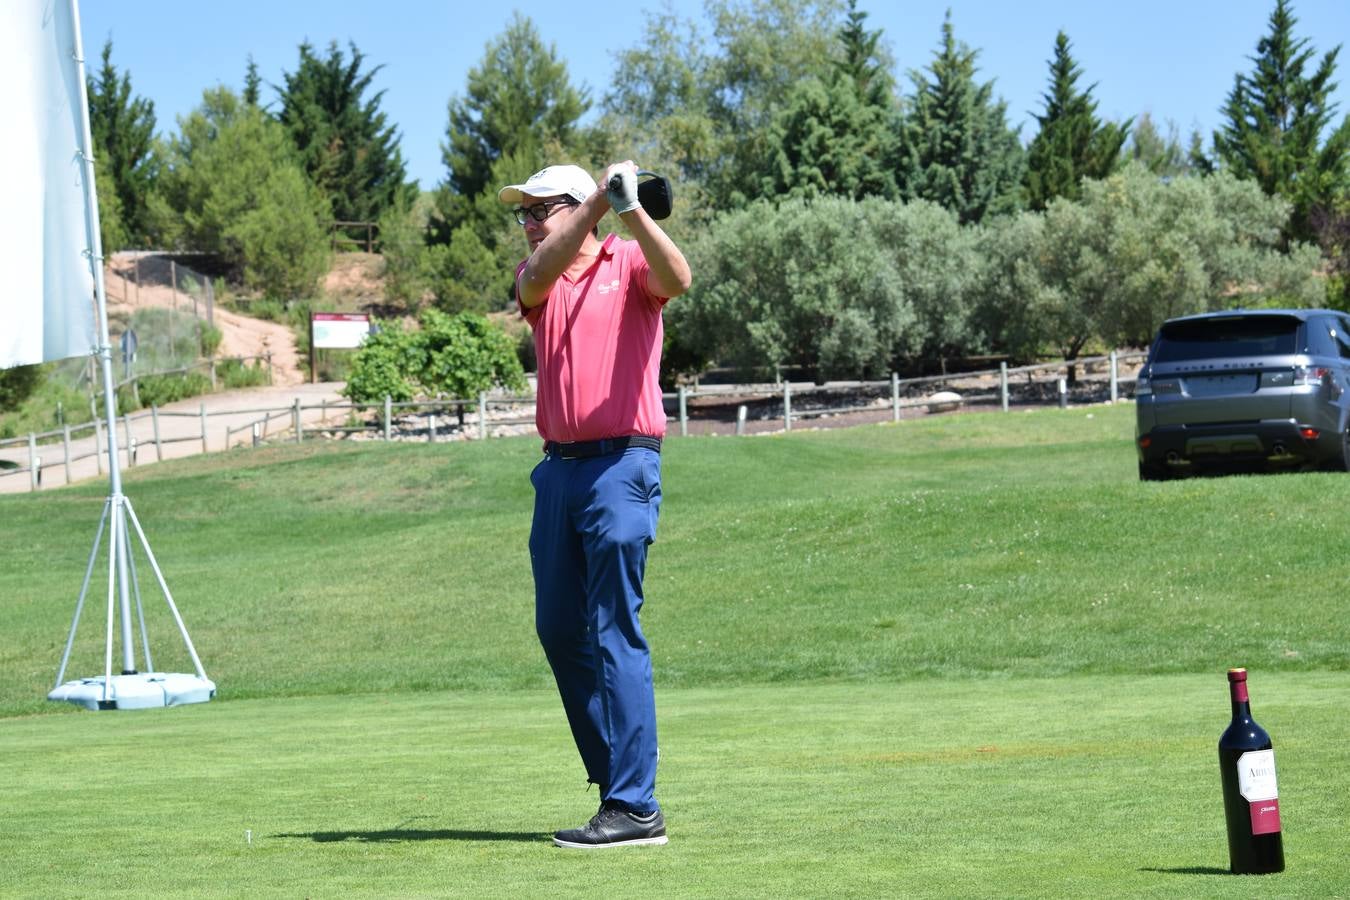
[2,404,1347,896]
[2,678,1345,898]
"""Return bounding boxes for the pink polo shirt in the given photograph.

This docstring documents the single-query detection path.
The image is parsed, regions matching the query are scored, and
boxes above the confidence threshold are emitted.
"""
[518,234,669,443]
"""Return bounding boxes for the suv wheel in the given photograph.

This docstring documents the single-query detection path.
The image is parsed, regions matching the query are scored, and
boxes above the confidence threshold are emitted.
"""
[1327,428,1350,472]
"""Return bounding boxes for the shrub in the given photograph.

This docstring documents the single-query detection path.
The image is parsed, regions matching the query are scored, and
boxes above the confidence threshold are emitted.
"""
[417,308,527,399]
[126,372,213,409]
[342,320,420,403]
[672,196,934,379]
[341,310,525,405]
[199,324,224,358]
[0,365,44,413]
[377,196,431,310]
[217,358,270,389]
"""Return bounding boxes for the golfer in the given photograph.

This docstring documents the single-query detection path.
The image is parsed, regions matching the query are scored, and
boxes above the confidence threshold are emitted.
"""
[500,162,691,848]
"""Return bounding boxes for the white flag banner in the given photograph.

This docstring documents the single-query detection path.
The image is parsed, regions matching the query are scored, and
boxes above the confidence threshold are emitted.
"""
[0,0,97,369]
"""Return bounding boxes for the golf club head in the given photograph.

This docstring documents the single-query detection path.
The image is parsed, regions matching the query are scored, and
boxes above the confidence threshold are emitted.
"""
[636,170,673,220]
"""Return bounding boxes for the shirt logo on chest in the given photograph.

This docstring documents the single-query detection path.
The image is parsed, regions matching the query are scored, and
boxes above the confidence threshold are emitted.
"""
[596,279,622,295]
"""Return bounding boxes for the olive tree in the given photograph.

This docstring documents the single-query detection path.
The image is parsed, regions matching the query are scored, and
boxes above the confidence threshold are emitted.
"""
[1069,164,1323,348]
[670,196,979,379]
[982,163,1326,363]
[971,211,1056,362]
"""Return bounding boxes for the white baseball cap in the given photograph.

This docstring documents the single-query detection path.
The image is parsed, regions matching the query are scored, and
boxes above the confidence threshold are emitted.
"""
[497,164,597,205]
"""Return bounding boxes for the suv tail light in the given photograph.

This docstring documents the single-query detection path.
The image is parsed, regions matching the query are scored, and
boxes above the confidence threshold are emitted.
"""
[1135,371,1151,397]
[1294,366,1330,386]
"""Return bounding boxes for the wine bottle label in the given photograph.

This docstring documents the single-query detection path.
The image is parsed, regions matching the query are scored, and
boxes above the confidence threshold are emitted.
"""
[1237,749,1281,835]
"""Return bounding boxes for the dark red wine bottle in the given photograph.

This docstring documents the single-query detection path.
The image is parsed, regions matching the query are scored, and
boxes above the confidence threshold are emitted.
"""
[1218,668,1284,874]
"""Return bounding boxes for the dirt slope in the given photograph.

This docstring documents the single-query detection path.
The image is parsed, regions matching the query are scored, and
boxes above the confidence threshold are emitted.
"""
[105,252,307,386]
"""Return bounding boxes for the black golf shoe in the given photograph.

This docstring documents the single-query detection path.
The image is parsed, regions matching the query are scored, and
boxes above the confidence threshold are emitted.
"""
[552,801,668,849]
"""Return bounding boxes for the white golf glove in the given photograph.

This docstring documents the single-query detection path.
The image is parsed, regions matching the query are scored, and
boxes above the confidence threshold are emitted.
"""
[607,168,640,215]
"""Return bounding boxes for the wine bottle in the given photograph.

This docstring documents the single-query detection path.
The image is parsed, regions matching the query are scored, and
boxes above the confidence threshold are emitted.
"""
[1217,668,1284,874]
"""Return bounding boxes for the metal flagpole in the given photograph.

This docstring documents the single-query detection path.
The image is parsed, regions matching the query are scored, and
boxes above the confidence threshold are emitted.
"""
[47,0,214,711]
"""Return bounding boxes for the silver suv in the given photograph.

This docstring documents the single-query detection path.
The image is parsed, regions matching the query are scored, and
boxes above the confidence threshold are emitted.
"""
[1135,309,1350,480]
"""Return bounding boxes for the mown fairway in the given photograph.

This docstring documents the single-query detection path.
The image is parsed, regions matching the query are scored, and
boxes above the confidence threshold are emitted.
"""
[2,403,1347,897]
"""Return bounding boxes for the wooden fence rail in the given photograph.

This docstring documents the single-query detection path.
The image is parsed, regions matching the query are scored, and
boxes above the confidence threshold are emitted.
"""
[328,221,379,253]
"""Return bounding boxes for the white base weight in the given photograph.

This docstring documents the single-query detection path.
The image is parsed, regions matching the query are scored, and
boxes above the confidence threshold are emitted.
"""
[48,673,216,710]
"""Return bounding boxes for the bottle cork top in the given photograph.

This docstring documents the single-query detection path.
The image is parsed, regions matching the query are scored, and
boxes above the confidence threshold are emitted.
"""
[1227,667,1248,681]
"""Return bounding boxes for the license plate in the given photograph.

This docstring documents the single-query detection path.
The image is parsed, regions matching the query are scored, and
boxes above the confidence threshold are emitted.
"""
[1183,374,1258,397]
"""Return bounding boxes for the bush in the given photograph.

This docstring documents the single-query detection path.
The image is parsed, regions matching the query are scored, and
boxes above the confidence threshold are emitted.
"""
[217,358,270,389]
[234,297,288,322]
[342,310,525,404]
[315,353,354,384]
[124,372,213,410]
[199,324,224,358]
[0,360,95,439]
[342,320,420,403]
[0,365,44,413]
[672,197,928,379]
[417,308,527,399]
[426,225,515,313]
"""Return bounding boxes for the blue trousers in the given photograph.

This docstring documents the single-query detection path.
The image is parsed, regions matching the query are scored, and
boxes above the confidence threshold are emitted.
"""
[530,446,663,814]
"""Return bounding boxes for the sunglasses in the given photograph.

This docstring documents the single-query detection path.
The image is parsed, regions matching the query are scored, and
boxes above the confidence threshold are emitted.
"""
[513,199,577,225]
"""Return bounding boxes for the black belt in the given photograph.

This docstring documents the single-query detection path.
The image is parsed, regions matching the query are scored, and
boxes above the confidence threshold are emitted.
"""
[545,436,662,459]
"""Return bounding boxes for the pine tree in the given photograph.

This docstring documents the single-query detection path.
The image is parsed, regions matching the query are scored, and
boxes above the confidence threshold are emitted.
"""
[278,41,413,230]
[759,1,899,201]
[834,0,892,108]
[438,13,589,241]
[242,55,262,108]
[1125,112,1190,178]
[87,40,158,246]
[896,14,1024,224]
[1187,128,1215,175]
[1213,0,1350,243]
[1022,32,1130,210]
[761,76,898,201]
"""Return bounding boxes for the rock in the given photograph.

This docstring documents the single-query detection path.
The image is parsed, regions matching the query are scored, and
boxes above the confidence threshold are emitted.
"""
[926,391,962,414]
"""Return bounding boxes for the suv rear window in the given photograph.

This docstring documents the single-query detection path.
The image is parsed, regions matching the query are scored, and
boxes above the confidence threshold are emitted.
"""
[1153,316,1301,363]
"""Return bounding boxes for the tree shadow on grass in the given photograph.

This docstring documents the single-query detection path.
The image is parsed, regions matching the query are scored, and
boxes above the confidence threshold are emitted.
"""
[274,829,547,843]
[1139,866,1233,876]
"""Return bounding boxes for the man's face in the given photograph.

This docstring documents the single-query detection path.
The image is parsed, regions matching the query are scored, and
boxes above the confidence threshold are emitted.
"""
[517,194,578,251]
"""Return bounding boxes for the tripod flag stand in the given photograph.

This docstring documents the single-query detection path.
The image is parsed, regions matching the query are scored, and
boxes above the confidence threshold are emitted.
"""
[45,0,215,711]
